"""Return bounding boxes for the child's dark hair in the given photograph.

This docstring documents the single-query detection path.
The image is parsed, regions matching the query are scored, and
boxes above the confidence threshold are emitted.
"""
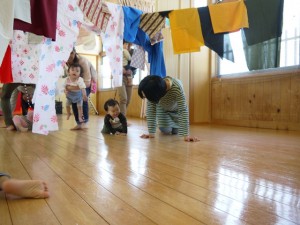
[138,75,167,103]
[104,98,119,111]
[68,63,84,77]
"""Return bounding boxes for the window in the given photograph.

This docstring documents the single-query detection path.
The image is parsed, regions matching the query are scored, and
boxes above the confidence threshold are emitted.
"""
[219,0,300,75]
[100,54,112,89]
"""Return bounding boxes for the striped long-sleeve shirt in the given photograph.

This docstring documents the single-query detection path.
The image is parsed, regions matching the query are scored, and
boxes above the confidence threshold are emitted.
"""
[146,76,189,136]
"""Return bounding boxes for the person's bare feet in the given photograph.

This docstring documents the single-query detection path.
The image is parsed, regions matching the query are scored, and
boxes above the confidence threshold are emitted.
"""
[2,179,49,198]
[18,126,29,132]
[6,125,16,131]
[81,122,88,129]
[70,124,82,130]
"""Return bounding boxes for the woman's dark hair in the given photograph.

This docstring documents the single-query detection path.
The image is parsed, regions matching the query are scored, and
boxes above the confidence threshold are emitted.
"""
[68,63,84,77]
[71,48,79,63]
[104,99,119,111]
[138,75,167,103]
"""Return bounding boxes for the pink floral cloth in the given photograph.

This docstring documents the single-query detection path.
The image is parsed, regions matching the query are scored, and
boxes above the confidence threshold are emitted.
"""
[11,0,83,134]
[100,2,124,88]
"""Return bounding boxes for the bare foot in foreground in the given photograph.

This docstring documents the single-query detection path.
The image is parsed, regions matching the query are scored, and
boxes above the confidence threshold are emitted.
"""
[2,179,49,198]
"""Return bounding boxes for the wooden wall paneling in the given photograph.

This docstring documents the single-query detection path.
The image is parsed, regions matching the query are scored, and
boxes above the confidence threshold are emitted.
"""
[211,68,300,131]
[254,80,264,121]
[247,81,257,123]
[290,75,300,123]
[279,77,291,124]
[240,81,250,121]
[271,78,281,126]
[211,81,222,119]
[222,82,233,120]
[190,48,211,123]
[232,80,241,120]
[262,79,273,122]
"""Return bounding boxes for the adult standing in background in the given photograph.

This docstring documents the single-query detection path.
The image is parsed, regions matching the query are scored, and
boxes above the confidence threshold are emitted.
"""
[118,41,136,116]
[66,48,96,130]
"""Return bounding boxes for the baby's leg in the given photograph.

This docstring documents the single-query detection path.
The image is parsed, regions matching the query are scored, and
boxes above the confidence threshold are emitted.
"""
[2,179,49,199]
[66,105,71,120]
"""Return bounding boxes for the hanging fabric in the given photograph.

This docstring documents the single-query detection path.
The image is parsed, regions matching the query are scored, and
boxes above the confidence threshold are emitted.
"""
[11,31,42,84]
[14,0,31,24]
[30,0,83,135]
[134,28,166,77]
[139,12,166,39]
[130,45,145,70]
[123,6,143,43]
[0,0,14,66]
[208,0,249,34]
[243,0,284,45]
[0,46,13,83]
[77,0,111,33]
[198,6,229,60]
[14,0,58,41]
[100,2,124,88]
[242,0,284,70]
[169,8,204,54]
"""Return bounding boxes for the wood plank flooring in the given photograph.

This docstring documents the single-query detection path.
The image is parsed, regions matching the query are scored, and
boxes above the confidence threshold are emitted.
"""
[1,115,300,225]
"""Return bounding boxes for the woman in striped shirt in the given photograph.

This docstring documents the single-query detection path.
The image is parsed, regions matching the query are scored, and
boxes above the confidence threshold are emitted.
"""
[138,75,199,142]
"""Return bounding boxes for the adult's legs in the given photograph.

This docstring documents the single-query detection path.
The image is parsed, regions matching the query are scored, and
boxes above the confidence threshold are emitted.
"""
[1,83,21,128]
[125,84,133,109]
[118,79,128,115]
[71,102,79,123]
[82,86,91,123]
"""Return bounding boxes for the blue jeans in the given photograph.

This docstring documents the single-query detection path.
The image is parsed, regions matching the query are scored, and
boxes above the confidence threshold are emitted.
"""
[72,86,91,124]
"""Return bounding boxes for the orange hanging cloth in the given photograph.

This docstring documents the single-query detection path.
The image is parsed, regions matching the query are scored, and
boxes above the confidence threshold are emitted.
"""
[208,0,249,34]
[169,8,204,54]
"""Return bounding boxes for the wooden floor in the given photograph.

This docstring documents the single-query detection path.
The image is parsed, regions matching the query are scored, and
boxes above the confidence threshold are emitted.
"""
[0,115,300,225]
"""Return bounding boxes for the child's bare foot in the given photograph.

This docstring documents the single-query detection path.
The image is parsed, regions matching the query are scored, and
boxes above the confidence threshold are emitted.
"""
[2,179,49,198]
[79,116,84,123]
[66,113,71,120]
[70,124,82,130]
[18,126,29,132]
[6,125,16,131]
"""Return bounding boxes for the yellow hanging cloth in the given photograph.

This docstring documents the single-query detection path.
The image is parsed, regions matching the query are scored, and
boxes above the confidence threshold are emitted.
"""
[169,8,204,54]
[208,0,249,34]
